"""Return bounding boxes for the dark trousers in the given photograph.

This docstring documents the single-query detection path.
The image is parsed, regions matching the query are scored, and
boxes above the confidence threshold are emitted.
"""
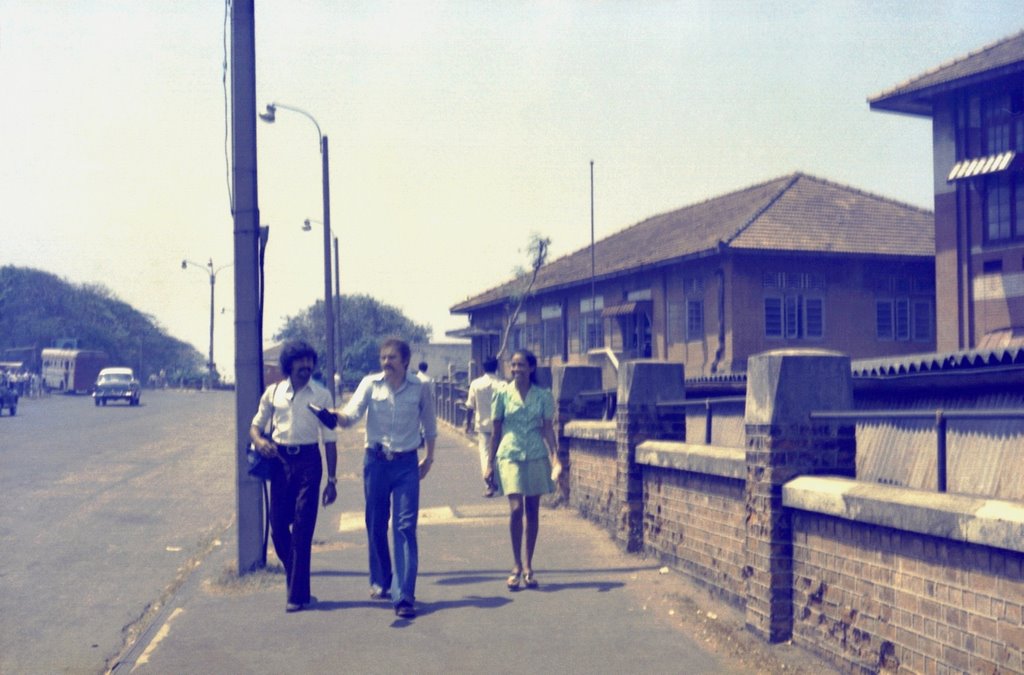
[269,449,322,604]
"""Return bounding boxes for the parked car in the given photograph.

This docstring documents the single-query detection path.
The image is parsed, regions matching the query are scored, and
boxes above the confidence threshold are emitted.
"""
[0,380,17,415]
[93,367,141,406]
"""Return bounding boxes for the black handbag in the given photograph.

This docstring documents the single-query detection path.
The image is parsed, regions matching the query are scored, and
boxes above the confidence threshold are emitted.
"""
[247,382,280,481]
[247,445,276,480]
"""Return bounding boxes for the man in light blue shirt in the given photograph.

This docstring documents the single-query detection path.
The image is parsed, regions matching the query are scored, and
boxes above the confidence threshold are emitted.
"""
[333,338,436,619]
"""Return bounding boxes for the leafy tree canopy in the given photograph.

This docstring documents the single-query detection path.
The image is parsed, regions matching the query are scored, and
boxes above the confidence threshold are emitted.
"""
[273,293,430,384]
[0,265,204,381]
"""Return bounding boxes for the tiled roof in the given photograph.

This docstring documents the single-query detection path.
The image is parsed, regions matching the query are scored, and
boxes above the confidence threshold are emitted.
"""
[869,30,1024,116]
[451,172,934,313]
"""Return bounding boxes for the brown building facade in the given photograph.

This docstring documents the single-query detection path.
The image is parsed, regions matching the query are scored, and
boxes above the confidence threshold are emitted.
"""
[871,30,1024,352]
[450,172,936,379]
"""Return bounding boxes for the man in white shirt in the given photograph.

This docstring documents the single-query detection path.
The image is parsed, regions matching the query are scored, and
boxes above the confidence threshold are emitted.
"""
[465,356,502,497]
[332,338,437,619]
[250,340,338,612]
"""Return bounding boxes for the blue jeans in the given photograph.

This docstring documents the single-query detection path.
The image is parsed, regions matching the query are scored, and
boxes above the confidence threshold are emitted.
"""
[363,450,420,605]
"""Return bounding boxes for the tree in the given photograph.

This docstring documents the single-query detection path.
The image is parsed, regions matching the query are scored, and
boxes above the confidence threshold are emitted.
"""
[0,265,203,381]
[496,233,551,360]
[274,293,430,384]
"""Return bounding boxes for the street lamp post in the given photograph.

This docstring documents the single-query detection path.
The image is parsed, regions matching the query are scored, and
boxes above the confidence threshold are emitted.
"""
[182,257,232,389]
[304,218,341,389]
[260,102,336,403]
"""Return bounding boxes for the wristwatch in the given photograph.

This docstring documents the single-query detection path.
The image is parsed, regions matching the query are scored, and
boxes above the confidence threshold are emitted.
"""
[327,476,337,484]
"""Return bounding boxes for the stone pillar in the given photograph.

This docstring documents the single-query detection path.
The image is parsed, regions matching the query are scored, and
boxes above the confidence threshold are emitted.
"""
[616,360,686,552]
[551,365,603,501]
[743,349,855,642]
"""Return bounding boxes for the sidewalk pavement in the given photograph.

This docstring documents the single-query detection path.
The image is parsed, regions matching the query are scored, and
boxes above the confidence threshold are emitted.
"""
[110,423,833,675]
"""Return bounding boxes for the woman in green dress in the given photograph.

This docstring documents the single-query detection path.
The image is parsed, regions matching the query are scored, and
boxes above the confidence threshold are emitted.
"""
[485,349,562,590]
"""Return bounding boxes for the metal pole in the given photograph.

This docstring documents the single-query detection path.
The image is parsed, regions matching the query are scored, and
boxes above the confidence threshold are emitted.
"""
[590,160,596,350]
[935,410,947,493]
[321,136,336,404]
[334,235,341,390]
[208,262,216,388]
[230,0,265,573]
[704,399,713,445]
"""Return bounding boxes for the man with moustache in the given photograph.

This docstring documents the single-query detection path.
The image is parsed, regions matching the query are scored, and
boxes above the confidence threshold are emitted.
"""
[250,340,338,612]
[331,337,436,619]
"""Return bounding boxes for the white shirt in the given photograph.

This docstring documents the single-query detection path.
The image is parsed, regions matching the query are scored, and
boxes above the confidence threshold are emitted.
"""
[465,372,503,433]
[251,378,334,446]
[342,371,437,452]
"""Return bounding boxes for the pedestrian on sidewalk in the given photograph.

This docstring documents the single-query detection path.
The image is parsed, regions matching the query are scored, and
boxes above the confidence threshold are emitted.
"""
[465,356,502,497]
[331,337,437,619]
[485,348,562,591]
[249,340,339,613]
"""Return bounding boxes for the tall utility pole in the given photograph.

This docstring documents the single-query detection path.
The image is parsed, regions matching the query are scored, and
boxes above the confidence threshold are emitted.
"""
[259,103,336,404]
[182,258,231,389]
[590,160,597,350]
[230,0,264,573]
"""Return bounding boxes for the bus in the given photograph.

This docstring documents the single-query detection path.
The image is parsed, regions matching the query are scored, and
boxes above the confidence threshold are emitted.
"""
[41,348,108,394]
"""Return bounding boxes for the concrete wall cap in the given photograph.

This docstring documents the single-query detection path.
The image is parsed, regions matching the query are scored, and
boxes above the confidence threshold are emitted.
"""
[636,440,746,480]
[564,419,616,441]
[784,475,1024,554]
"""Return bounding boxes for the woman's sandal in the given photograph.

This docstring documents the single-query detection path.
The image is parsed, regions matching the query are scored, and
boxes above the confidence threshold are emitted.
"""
[506,571,522,591]
[523,572,538,589]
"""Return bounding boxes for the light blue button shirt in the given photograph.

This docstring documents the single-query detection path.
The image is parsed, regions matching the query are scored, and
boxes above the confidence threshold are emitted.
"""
[342,371,437,452]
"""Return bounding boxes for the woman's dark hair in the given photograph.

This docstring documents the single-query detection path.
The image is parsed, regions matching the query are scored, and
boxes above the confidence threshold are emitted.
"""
[511,348,538,384]
[280,340,318,376]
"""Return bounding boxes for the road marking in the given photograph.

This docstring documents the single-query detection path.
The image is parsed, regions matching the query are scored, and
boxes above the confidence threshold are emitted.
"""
[338,505,508,533]
[131,607,183,672]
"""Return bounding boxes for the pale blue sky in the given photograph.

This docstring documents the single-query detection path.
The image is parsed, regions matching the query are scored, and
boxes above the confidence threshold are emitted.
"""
[1,1,1021,378]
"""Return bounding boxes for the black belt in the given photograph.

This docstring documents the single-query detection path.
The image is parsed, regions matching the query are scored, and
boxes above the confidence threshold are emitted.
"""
[278,443,319,455]
[367,444,418,461]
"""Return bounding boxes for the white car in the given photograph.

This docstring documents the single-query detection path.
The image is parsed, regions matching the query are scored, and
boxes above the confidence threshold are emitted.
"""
[93,367,141,406]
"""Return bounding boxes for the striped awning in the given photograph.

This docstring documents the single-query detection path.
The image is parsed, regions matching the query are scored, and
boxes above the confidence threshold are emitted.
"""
[444,326,500,339]
[602,300,652,317]
[946,151,1017,182]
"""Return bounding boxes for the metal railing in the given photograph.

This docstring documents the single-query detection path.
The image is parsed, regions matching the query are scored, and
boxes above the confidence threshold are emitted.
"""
[573,389,617,420]
[656,396,746,445]
[809,408,1024,493]
[433,380,470,428]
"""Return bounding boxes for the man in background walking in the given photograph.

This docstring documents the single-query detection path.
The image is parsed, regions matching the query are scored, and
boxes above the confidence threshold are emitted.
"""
[465,356,502,497]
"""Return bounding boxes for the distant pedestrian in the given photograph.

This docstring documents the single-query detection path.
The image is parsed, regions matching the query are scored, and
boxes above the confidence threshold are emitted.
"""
[485,348,561,591]
[465,356,503,497]
[249,340,338,613]
[415,361,432,385]
[330,338,437,619]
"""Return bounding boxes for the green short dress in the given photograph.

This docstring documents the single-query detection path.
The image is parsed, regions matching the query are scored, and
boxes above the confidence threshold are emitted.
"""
[492,383,555,497]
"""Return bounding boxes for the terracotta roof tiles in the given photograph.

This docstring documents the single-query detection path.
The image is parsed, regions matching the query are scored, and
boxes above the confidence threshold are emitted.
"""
[869,30,1024,116]
[451,172,934,313]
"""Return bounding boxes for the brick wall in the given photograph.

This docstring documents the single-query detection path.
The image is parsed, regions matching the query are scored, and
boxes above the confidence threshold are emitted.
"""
[791,510,1024,674]
[560,352,1024,673]
[565,422,618,532]
[641,466,746,605]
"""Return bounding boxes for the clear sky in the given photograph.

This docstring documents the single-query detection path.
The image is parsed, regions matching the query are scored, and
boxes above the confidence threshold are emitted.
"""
[1,1,1021,380]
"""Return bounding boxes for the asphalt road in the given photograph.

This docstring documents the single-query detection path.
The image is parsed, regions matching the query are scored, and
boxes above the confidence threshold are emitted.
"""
[0,389,237,674]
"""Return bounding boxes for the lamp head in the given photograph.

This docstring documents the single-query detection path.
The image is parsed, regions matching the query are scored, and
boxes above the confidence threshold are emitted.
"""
[302,219,312,231]
[258,103,277,123]
[181,260,187,269]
